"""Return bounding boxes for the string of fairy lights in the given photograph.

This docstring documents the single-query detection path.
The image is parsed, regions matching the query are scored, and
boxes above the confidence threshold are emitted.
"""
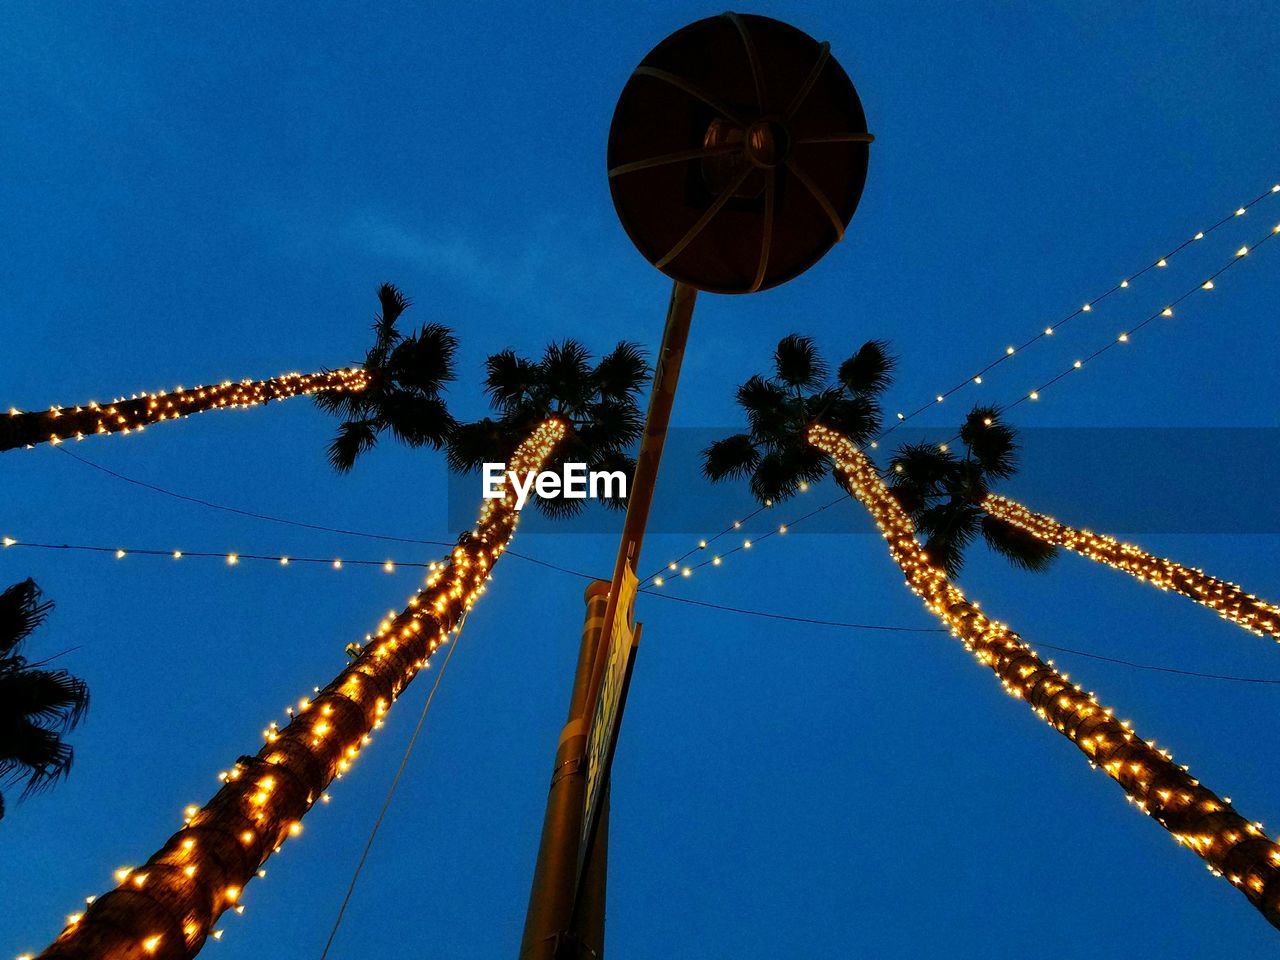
[808,423,1280,927]
[20,421,565,960]
[7,529,1280,685]
[1,368,369,451]
[879,182,1280,437]
[642,185,1280,591]
[983,494,1280,642]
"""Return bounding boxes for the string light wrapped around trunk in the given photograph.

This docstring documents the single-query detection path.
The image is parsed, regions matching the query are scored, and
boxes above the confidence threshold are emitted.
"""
[807,423,1280,929]
[1,368,370,452]
[35,419,565,960]
[983,494,1280,642]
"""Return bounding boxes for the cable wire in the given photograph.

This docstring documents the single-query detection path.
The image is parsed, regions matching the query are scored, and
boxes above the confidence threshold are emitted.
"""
[317,624,465,960]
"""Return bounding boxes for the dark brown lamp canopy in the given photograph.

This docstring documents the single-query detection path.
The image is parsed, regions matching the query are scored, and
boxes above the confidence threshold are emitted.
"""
[607,12,873,294]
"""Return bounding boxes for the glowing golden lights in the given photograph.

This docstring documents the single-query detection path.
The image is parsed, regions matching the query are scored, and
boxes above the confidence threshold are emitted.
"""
[37,418,568,958]
[808,423,1280,929]
[984,494,1280,641]
[2,368,370,452]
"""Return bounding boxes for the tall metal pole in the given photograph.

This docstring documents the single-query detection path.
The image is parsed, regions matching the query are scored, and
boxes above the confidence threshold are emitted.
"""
[520,280,696,958]
[582,280,695,712]
[519,580,610,959]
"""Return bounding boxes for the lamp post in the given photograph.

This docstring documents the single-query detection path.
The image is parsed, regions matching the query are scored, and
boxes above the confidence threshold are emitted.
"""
[520,13,873,958]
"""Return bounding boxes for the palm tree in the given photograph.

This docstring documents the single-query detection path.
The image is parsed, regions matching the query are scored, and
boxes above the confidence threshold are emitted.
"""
[0,283,423,453]
[704,334,1280,930]
[316,284,458,471]
[701,334,893,501]
[446,338,647,517]
[885,405,1058,577]
[0,579,89,821]
[35,340,647,960]
[895,409,1280,640]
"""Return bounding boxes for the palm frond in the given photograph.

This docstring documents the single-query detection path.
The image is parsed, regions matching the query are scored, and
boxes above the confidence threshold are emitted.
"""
[541,340,594,411]
[748,443,827,505]
[0,668,89,732]
[447,418,514,473]
[773,334,827,389]
[819,392,882,445]
[387,323,458,393]
[327,420,379,473]
[375,283,411,339]
[961,406,1018,480]
[577,400,643,453]
[736,375,793,444]
[3,722,74,799]
[0,580,52,657]
[702,434,761,482]
[980,514,1058,572]
[837,339,895,397]
[313,385,368,419]
[890,443,959,503]
[484,349,538,410]
[593,341,649,401]
[379,394,455,449]
[918,502,983,577]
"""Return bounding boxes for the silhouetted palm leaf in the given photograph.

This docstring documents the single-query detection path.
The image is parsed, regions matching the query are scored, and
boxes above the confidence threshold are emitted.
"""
[328,419,378,473]
[593,341,649,401]
[981,514,1059,571]
[452,339,650,519]
[703,334,895,510]
[0,579,52,657]
[837,339,895,396]
[702,434,760,482]
[485,349,537,410]
[893,408,1052,575]
[918,502,983,577]
[319,284,459,472]
[961,405,1018,479]
[446,418,513,473]
[0,579,88,819]
[774,334,826,389]
[388,324,458,392]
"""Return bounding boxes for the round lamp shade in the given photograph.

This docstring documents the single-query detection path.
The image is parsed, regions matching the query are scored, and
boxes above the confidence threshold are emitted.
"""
[607,12,873,294]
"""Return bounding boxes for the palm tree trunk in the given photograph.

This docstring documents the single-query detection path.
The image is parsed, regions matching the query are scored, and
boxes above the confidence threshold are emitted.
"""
[809,423,1280,930]
[2,368,369,453]
[35,418,566,960]
[983,494,1280,642]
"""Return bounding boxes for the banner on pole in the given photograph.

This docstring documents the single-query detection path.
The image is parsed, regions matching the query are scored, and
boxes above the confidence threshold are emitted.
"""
[579,564,639,868]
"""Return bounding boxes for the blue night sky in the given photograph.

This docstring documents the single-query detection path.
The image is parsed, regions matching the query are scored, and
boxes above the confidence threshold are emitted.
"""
[2,3,1279,958]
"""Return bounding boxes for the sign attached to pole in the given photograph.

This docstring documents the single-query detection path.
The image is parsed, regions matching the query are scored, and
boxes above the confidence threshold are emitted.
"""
[579,564,640,874]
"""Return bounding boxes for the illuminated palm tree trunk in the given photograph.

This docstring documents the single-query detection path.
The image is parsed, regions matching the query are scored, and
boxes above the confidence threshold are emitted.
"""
[808,424,1280,929]
[983,493,1280,642]
[1,368,369,452]
[36,418,565,960]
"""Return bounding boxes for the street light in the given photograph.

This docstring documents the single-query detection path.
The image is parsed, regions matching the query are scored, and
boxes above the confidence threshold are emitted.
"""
[521,14,873,958]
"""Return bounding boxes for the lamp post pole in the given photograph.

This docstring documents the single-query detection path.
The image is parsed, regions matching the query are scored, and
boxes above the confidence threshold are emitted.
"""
[520,11,872,956]
[519,281,695,960]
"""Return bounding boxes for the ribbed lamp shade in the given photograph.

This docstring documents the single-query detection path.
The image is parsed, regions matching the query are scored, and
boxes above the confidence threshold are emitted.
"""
[607,12,873,294]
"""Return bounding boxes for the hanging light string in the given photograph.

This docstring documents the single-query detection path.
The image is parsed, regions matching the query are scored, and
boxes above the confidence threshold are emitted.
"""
[982,494,1280,642]
[27,419,566,960]
[0,536,434,573]
[978,220,1279,422]
[878,181,1280,437]
[9,529,1280,687]
[2,368,370,452]
[807,422,1280,929]
[643,213,1280,590]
